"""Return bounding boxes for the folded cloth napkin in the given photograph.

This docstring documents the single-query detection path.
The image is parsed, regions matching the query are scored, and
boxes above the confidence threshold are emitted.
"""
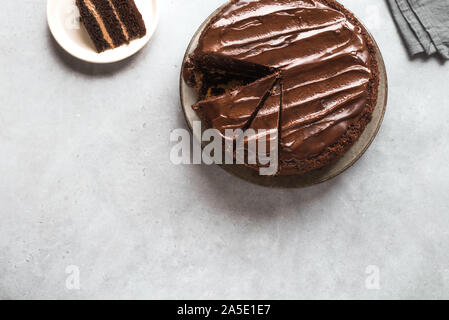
[387,0,449,59]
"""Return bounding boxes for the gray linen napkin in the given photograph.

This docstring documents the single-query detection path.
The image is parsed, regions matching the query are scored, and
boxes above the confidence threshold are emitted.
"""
[387,0,449,59]
[387,0,425,55]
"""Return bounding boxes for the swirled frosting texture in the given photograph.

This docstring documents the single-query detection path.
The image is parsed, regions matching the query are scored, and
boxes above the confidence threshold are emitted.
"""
[190,0,377,173]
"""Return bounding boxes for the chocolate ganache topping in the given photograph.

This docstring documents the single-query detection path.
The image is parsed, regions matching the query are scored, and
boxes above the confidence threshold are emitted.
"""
[185,0,379,175]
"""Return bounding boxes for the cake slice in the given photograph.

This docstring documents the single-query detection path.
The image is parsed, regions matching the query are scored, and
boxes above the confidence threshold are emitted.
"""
[76,0,146,53]
[193,74,278,149]
[236,80,282,175]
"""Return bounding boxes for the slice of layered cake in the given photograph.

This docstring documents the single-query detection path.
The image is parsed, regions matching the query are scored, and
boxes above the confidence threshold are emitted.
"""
[76,0,146,53]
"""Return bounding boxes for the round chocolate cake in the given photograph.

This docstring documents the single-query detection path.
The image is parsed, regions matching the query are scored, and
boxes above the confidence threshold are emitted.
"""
[183,0,379,175]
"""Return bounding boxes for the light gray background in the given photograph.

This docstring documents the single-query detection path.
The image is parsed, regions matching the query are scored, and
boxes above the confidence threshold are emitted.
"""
[1,0,448,300]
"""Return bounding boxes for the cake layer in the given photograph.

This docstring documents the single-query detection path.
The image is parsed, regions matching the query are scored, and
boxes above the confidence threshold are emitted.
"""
[93,0,128,47]
[76,0,146,53]
[110,0,147,40]
[76,0,112,52]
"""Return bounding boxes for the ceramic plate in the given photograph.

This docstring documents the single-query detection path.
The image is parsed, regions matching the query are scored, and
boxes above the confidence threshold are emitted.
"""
[47,0,159,64]
[180,4,388,188]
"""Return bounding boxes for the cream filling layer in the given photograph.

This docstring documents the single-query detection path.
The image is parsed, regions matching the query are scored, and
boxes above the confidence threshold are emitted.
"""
[107,0,130,41]
[84,0,115,48]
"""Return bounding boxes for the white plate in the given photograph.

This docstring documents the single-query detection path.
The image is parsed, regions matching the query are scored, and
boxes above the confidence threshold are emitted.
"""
[180,5,388,188]
[47,0,159,64]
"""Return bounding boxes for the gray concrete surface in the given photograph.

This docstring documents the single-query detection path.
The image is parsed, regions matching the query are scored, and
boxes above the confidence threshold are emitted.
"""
[0,0,448,299]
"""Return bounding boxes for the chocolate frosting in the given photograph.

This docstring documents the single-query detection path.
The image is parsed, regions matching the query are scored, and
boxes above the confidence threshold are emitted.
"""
[189,0,376,172]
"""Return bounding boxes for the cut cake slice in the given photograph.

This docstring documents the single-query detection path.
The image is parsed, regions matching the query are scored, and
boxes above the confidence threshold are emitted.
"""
[76,0,146,53]
[236,80,282,175]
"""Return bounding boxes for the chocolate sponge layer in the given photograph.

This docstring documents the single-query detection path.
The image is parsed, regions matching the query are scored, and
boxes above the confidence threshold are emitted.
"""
[111,0,147,40]
[91,0,127,47]
[76,0,111,52]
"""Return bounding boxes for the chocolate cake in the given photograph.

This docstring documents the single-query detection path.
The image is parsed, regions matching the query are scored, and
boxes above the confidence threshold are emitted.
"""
[76,0,146,53]
[183,0,379,175]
